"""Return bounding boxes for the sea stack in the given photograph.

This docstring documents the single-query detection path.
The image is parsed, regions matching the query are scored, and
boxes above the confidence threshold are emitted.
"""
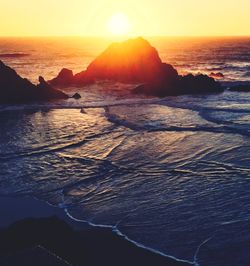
[50,37,178,86]
[80,37,179,84]
[49,68,74,87]
[50,37,223,96]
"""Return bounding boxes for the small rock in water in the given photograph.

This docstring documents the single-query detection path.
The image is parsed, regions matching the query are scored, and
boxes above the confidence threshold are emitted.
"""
[80,108,86,114]
[209,72,224,79]
[72,93,81,99]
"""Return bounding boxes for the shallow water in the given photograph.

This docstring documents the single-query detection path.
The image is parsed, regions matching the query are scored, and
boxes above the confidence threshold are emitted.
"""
[0,88,250,266]
[0,37,250,266]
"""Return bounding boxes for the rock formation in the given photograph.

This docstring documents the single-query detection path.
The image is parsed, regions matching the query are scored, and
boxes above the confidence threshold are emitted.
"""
[50,37,223,97]
[82,38,176,84]
[209,72,224,79]
[0,61,68,104]
[72,93,81,99]
[49,68,74,87]
[178,74,223,95]
[50,37,173,86]
[133,74,223,97]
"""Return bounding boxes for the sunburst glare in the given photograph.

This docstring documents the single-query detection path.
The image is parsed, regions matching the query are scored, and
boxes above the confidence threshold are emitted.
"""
[106,12,131,35]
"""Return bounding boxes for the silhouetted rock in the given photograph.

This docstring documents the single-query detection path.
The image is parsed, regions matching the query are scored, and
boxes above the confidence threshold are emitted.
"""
[178,74,223,94]
[83,37,172,83]
[37,76,68,99]
[133,74,223,97]
[0,61,68,104]
[50,37,179,87]
[50,37,223,96]
[72,93,81,99]
[209,72,224,79]
[49,68,74,87]
[229,85,250,92]
[73,70,95,86]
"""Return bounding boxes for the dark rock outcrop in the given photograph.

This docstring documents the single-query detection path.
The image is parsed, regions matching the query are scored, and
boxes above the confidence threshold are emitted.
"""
[178,74,223,94]
[0,61,68,104]
[72,93,81,99]
[209,72,224,79]
[229,85,250,92]
[50,37,223,97]
[133,74,223,97]
[49,68,74,87]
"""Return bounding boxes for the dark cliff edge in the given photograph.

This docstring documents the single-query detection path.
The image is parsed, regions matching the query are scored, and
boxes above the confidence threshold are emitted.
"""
[0,61,68,104]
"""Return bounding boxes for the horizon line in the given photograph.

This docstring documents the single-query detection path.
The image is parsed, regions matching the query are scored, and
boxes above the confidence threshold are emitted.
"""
[0,35,250,38]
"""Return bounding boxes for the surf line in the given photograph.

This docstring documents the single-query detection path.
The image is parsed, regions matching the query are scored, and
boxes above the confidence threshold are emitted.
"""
[64,207,194,265]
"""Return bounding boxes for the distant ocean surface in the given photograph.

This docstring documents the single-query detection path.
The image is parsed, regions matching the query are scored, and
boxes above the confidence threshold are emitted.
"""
[0,36,250,83]
[0,37,250,266]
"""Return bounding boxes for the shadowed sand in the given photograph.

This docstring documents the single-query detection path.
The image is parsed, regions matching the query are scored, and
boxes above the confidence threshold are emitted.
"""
[0,196,191,266]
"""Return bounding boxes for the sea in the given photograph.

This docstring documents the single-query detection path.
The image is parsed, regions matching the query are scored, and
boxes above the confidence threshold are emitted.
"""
[0,36,250,266]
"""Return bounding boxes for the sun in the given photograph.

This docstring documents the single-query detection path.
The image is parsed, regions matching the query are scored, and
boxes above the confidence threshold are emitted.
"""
[107,12,131,35]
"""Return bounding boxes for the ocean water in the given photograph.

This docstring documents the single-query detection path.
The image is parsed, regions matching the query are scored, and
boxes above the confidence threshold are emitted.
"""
[0,37,250,266]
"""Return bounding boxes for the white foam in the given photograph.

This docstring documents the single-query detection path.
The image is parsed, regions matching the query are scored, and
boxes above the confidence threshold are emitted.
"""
[64,208,194,265]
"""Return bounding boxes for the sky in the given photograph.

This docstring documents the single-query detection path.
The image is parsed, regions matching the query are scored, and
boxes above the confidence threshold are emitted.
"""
[0,0,250,36]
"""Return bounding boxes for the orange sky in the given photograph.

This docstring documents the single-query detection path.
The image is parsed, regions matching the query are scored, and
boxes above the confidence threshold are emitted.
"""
[0,0,250,36]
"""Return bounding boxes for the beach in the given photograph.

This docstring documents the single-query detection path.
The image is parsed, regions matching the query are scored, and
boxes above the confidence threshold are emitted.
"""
[0,196,190,266]
[0,37,250,266]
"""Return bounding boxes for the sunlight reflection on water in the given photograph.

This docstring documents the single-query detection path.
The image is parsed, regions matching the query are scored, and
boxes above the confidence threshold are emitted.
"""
[0,90,250,265]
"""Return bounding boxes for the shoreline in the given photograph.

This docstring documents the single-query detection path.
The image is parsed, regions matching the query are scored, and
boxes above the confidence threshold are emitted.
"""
[0,195,71,228]
[0,195,192,266]
[64,209,194,265]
